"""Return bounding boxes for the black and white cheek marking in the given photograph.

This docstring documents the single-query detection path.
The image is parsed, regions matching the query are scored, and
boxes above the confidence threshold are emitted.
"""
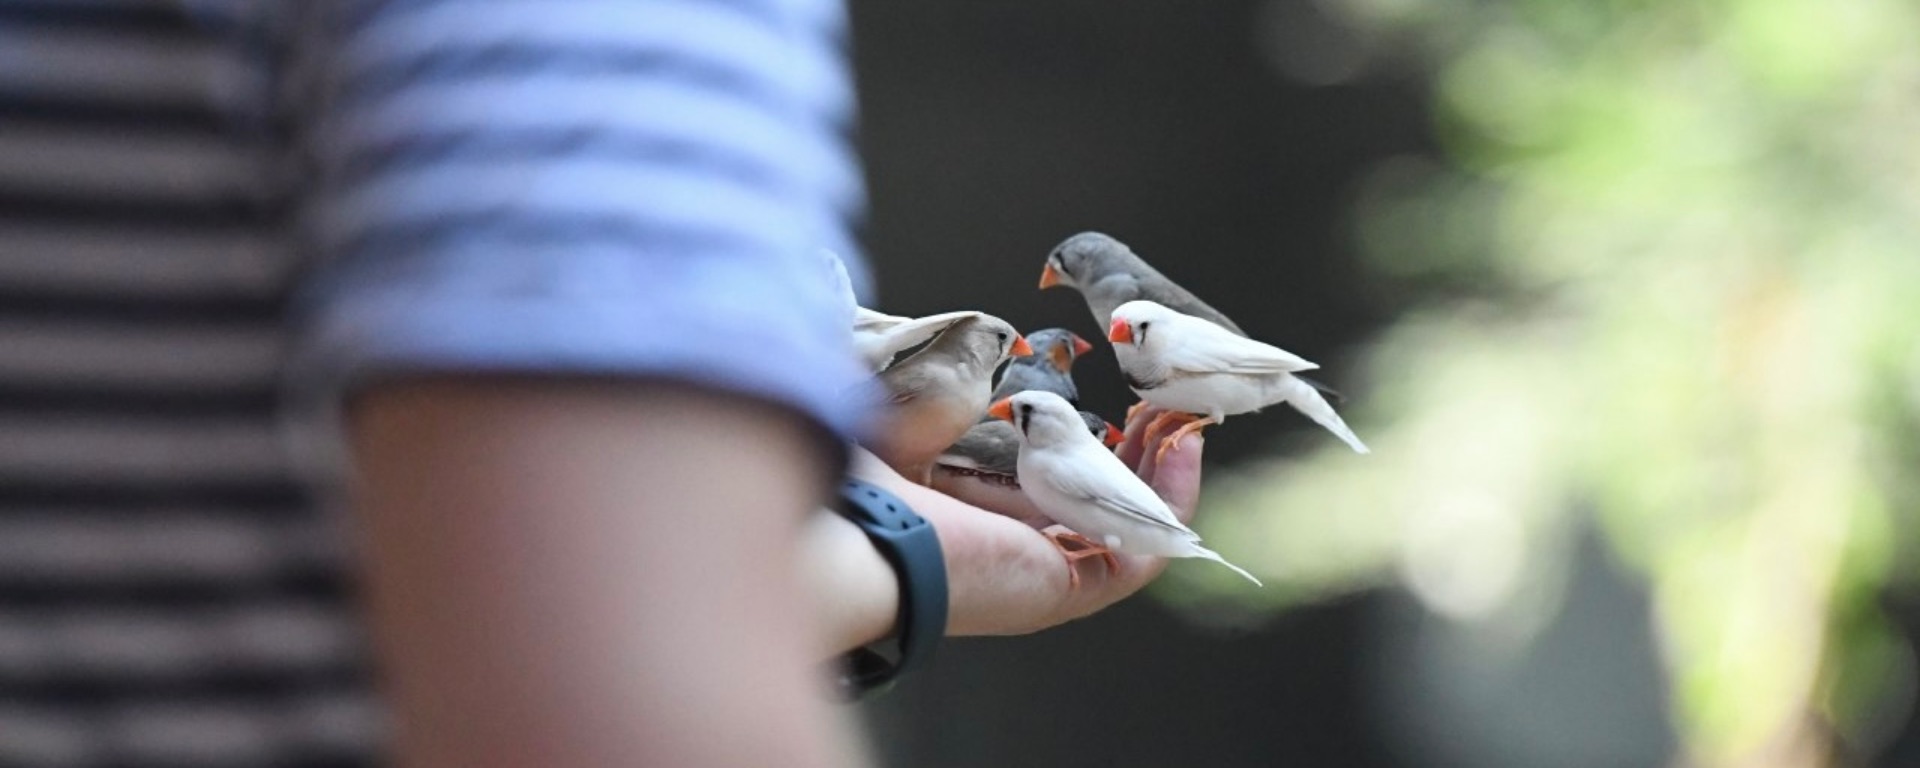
[1017,402,1034,435]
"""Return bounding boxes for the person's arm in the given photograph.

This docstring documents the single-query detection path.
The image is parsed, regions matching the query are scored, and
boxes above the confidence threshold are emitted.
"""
[348,379,872,767]
[798,510,903,657]
[292,1,878,763]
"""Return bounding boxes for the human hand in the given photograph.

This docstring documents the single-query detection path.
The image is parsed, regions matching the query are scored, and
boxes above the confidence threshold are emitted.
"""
[851,405,1204,636]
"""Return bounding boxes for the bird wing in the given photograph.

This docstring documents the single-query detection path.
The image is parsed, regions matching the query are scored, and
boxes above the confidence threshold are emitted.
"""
[1159,316,1320,375]
[1152,279,1248,336]
[880,364,942,405]
[852,306,909,332]
[937,422,1020,475]
[1037,449,1197,537]
[855,310,981,370]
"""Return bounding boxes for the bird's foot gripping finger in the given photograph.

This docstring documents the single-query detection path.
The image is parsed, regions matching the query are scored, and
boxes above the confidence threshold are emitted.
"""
[1144,410,1194,438]
[1153,417,1216,465]
[1045,530,1120,590]
[1125,399,1150,425]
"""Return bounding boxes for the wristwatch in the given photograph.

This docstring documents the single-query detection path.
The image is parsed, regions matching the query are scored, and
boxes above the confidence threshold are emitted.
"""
[832,477,947,699]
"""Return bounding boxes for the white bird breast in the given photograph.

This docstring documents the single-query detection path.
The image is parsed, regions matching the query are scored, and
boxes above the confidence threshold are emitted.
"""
[1016,445,1201,558]
[1128,368,1278,421]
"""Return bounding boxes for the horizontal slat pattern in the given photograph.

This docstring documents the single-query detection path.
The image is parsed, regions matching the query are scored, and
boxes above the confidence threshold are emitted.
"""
[0,25,253,116]
[0,3,373,764]
[0,223,291,299]
[0,417,290,484]
[0,515,344,587]
[0,122,266,207]
[0,321,280,391]
[0,602,361,684]
[0,693,382,767]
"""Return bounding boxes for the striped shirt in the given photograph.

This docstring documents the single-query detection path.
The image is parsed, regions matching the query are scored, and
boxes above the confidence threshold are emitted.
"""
[0,1,868,765]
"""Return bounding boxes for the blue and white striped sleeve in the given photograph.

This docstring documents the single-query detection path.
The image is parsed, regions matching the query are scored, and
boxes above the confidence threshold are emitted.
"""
[293,0,875,441]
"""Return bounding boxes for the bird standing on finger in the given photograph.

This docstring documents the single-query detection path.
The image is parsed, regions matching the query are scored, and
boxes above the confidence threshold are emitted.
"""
[1040,232,1244,333]
[1039,231,1346,405]
[938,410,1123,484]
[988,328,1094,406]
[870,314,1030,484]
[988,391,1262,588]
[1108,300,1369,459]
[931,412,1123,529]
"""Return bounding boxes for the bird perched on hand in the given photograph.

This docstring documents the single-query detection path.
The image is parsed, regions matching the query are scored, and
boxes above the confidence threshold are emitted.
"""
[932,411,1121,528]
[870,314,1030,483]
[1039,231,1345,405]
[940,411,1123,481]
[988,391,1261,587]
[1040,231,1247,334]
[988,328,1094,406]
[852,306,983,371]
[1108,300,1369,458]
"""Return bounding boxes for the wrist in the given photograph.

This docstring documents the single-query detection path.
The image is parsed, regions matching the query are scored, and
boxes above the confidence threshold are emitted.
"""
[799,510,901,655]
[829,477,947,698]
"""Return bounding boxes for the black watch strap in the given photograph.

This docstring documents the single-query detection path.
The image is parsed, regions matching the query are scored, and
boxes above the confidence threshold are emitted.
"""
[833,477,947,699]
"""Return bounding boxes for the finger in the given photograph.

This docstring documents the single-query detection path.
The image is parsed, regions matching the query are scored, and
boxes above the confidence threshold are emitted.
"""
[1148,432,1204,524]
[1135,410,1188,487]
[859,450,1160,635]
[1037,525,1166,621]
[1116,402,1166,468]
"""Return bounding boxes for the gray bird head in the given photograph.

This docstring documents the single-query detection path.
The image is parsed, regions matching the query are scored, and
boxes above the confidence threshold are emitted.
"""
[990,327,1092,404]
[1010,327,1092,375]
[989,390,1093,447]
[934,314,1032,370]
[1039,231,1136,292]
[1078,410,1124,447]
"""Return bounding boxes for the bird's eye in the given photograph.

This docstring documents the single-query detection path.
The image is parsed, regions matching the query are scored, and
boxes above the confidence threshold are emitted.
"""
[1020,404,1033,416]
[1140,321,1151,330]
[996,332,1008,343]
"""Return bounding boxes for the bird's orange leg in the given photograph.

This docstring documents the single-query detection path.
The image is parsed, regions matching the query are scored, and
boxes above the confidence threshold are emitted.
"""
[1153,415,1217,464]
[1125,399,1150,424]
[1045,530,1120,589]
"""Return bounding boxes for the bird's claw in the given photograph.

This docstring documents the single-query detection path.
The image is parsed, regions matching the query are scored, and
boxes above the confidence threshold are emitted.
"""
[1046,530,1120,589]
[1152,415,1216,464]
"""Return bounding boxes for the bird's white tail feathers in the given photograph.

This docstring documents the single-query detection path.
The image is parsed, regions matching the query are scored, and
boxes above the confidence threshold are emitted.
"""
[1279,377,1370,454]
[1191,546,1264,586]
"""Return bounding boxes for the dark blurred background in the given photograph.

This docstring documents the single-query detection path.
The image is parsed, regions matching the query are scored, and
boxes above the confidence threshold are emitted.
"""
[850,2,1419,765]
[844,0,1920,766]
[850,0,1422,480]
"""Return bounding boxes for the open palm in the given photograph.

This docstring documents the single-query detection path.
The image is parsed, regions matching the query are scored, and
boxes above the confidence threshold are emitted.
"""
[853,405,1206,636]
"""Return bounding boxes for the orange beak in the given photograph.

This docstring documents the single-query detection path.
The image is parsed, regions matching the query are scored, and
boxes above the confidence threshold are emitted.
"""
[1010,335,1034,357]
[1070,333,1093,357]
[1107,318,1133,344]
[1038,263,1062,289]
[1102,422,1124,447]
[988,398,1015,423]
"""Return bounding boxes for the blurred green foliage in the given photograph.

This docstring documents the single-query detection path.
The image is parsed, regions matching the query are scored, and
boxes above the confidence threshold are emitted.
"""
[1176,0,1920,764]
